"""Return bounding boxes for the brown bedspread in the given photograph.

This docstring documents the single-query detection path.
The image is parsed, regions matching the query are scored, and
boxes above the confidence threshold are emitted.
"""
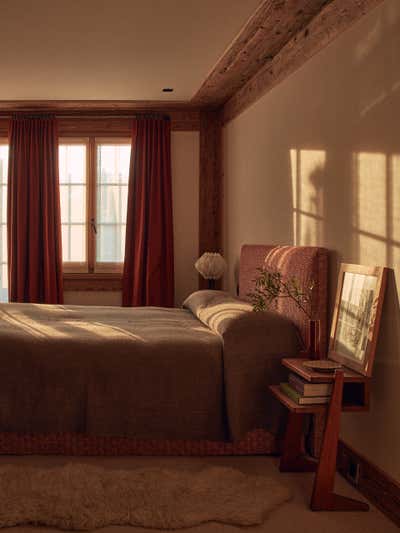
[0,294,300,441]
[0,303,225,440]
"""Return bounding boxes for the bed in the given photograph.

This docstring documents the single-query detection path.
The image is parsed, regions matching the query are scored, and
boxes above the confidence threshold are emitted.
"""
[0,244,328,455]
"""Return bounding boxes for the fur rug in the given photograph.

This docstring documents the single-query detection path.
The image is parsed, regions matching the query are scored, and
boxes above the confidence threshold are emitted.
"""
[0,463,291,530]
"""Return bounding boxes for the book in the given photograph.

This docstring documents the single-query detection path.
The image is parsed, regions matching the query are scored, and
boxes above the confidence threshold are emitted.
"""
[280,382,330,405]
[289,373,333,397]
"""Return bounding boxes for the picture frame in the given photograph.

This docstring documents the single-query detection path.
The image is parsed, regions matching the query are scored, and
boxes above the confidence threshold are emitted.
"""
[328,263,387,377]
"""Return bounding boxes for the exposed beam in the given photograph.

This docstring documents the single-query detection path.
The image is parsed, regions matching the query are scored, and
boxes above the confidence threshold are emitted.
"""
[222,0,384,123]
[192,0,332,107]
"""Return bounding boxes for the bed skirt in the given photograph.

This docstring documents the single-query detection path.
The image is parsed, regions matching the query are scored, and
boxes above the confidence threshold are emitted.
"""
[0,429,279,456]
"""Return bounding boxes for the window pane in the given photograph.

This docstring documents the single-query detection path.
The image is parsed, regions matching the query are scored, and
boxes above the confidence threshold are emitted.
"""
[97,224,126,263]
[61,225,70,262]
[59,145,86,184]
[0,264,7,303]
[1,185,6,224]
[97,144,130,184]
[96,143,130,264]
[59,144,87,264]
[60,185,69,224]
[70,225,86,262]
[61,224,86,262]
[121,185,128,224]
[1,225,7,262]
[0,145,8,184]
[0,145,8,302]
[60,183,86,222]
[98,185,121,224]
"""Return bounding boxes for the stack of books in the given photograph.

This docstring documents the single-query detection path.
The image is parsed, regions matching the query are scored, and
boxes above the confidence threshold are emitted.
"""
[280,373,333,405]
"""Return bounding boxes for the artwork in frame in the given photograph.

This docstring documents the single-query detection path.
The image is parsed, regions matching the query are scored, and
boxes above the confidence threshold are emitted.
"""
[328,264,388,377]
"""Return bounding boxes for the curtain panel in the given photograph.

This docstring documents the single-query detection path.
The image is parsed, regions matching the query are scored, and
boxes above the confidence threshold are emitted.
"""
[7,116,63,303]
[122,116,174,307]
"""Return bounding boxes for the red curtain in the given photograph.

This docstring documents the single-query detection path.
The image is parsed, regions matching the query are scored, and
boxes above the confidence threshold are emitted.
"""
[7,116,63,303]
[122,116,174,306]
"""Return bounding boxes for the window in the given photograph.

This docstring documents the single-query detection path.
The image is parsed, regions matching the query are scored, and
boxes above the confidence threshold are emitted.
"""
[59,141,87,266]
[0,141,8,302]
[96,142,130,266]
[59,138,131,275]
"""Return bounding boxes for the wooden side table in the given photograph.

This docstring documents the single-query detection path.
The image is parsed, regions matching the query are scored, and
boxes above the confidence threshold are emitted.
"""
[270,358,370,512]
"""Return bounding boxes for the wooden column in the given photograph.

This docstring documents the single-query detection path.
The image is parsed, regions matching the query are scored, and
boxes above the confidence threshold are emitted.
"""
[198,109,223,289]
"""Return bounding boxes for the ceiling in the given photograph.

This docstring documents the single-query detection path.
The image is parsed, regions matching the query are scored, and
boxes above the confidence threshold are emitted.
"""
[0,0,261,101]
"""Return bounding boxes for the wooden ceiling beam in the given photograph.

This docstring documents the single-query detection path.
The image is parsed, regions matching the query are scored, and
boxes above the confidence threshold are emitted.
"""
[0,0,385,129]
[192,0,332,107]
[222,0,384,123]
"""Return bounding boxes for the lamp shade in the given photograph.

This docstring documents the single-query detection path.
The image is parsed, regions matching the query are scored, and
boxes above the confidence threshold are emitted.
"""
[195,252,227,280]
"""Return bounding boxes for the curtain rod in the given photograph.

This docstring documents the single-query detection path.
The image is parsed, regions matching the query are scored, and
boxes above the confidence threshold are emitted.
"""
[0,113,171,120]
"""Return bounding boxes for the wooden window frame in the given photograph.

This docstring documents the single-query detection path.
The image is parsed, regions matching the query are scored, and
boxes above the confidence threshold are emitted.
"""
[60,135,131,289]
[0,139,8,302]
[59,137,90,274]
[93,137,131,274]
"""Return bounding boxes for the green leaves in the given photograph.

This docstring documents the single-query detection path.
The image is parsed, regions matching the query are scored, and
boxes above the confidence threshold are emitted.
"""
[247,267,314,318]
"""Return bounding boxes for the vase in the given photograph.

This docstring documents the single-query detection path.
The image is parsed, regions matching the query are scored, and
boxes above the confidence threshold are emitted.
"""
[301,319,321,359]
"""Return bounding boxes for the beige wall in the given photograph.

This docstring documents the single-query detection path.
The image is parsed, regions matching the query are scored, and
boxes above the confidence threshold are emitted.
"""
[223,0,400,481]
[64,130,199,307]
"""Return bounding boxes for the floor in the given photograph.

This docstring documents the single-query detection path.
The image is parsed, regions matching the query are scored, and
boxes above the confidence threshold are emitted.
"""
[0,455,396,533]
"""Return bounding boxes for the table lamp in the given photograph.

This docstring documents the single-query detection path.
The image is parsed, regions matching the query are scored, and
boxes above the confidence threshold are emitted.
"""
[195,252,227,289]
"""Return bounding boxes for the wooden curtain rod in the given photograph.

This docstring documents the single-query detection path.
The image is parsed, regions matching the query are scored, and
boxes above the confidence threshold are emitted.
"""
[1,113,171,120]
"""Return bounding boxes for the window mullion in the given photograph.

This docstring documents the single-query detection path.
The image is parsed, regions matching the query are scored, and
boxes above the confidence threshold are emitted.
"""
[88,137,96,273]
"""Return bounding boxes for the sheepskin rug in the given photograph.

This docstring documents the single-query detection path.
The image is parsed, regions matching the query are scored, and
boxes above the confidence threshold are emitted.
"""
[0,463,291,530]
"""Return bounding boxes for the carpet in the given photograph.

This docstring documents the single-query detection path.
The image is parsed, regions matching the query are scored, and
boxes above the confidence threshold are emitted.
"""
[0,463,291,530]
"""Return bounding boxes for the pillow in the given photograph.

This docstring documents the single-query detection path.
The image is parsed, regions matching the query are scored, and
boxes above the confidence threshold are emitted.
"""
[183,290,252,335]
[183,290,299,341]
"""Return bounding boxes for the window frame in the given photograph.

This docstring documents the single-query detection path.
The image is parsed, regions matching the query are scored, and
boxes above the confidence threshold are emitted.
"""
[0,139,8,302]
[93,137,131,274]
[59,137,90,274]
[60,136,131,278]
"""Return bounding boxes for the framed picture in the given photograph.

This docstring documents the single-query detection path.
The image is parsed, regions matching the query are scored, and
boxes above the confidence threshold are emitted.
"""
[328,264,387,376]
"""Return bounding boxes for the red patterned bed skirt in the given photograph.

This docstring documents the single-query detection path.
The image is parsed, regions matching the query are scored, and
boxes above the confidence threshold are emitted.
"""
[0,429,278,456]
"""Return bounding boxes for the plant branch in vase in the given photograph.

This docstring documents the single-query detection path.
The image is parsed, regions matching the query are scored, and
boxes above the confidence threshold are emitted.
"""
[248,268,320,359]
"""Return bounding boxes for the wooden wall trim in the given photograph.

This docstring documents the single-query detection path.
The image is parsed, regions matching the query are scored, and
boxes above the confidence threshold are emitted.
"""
[0,115,200,137]
[0,101,201,131]
[222,0,384,124]
[63,273,122,292]
[337,439,400,527]
[198,110,223,289]
[0,99,199,113]
[192,0,329,107]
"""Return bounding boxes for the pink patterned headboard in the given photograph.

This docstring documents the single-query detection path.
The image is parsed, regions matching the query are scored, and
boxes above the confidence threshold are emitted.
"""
[239,245,329,356]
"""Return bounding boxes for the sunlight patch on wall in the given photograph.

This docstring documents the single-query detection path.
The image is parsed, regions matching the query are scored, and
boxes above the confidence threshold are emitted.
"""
[290,149,326,246]
[391,155,400,265]
[358,233,387,265]
[354,152,400,266]
[356,152,386,238]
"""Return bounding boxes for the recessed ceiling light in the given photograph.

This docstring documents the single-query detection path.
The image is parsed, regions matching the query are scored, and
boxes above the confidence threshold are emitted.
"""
[162,88,174,92]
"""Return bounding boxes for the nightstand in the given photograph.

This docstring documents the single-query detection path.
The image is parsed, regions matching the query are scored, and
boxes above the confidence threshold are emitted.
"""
[270,358,370,512]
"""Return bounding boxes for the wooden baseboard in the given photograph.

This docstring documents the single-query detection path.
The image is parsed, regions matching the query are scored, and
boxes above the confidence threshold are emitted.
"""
[337,440,400,526]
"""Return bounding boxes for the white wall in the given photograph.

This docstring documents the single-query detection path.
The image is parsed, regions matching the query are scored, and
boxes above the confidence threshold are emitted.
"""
[64,130,199,307]
[223,0,400,480]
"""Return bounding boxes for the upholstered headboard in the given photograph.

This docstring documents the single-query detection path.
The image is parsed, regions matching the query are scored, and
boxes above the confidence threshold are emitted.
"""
[239,244,329,356]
